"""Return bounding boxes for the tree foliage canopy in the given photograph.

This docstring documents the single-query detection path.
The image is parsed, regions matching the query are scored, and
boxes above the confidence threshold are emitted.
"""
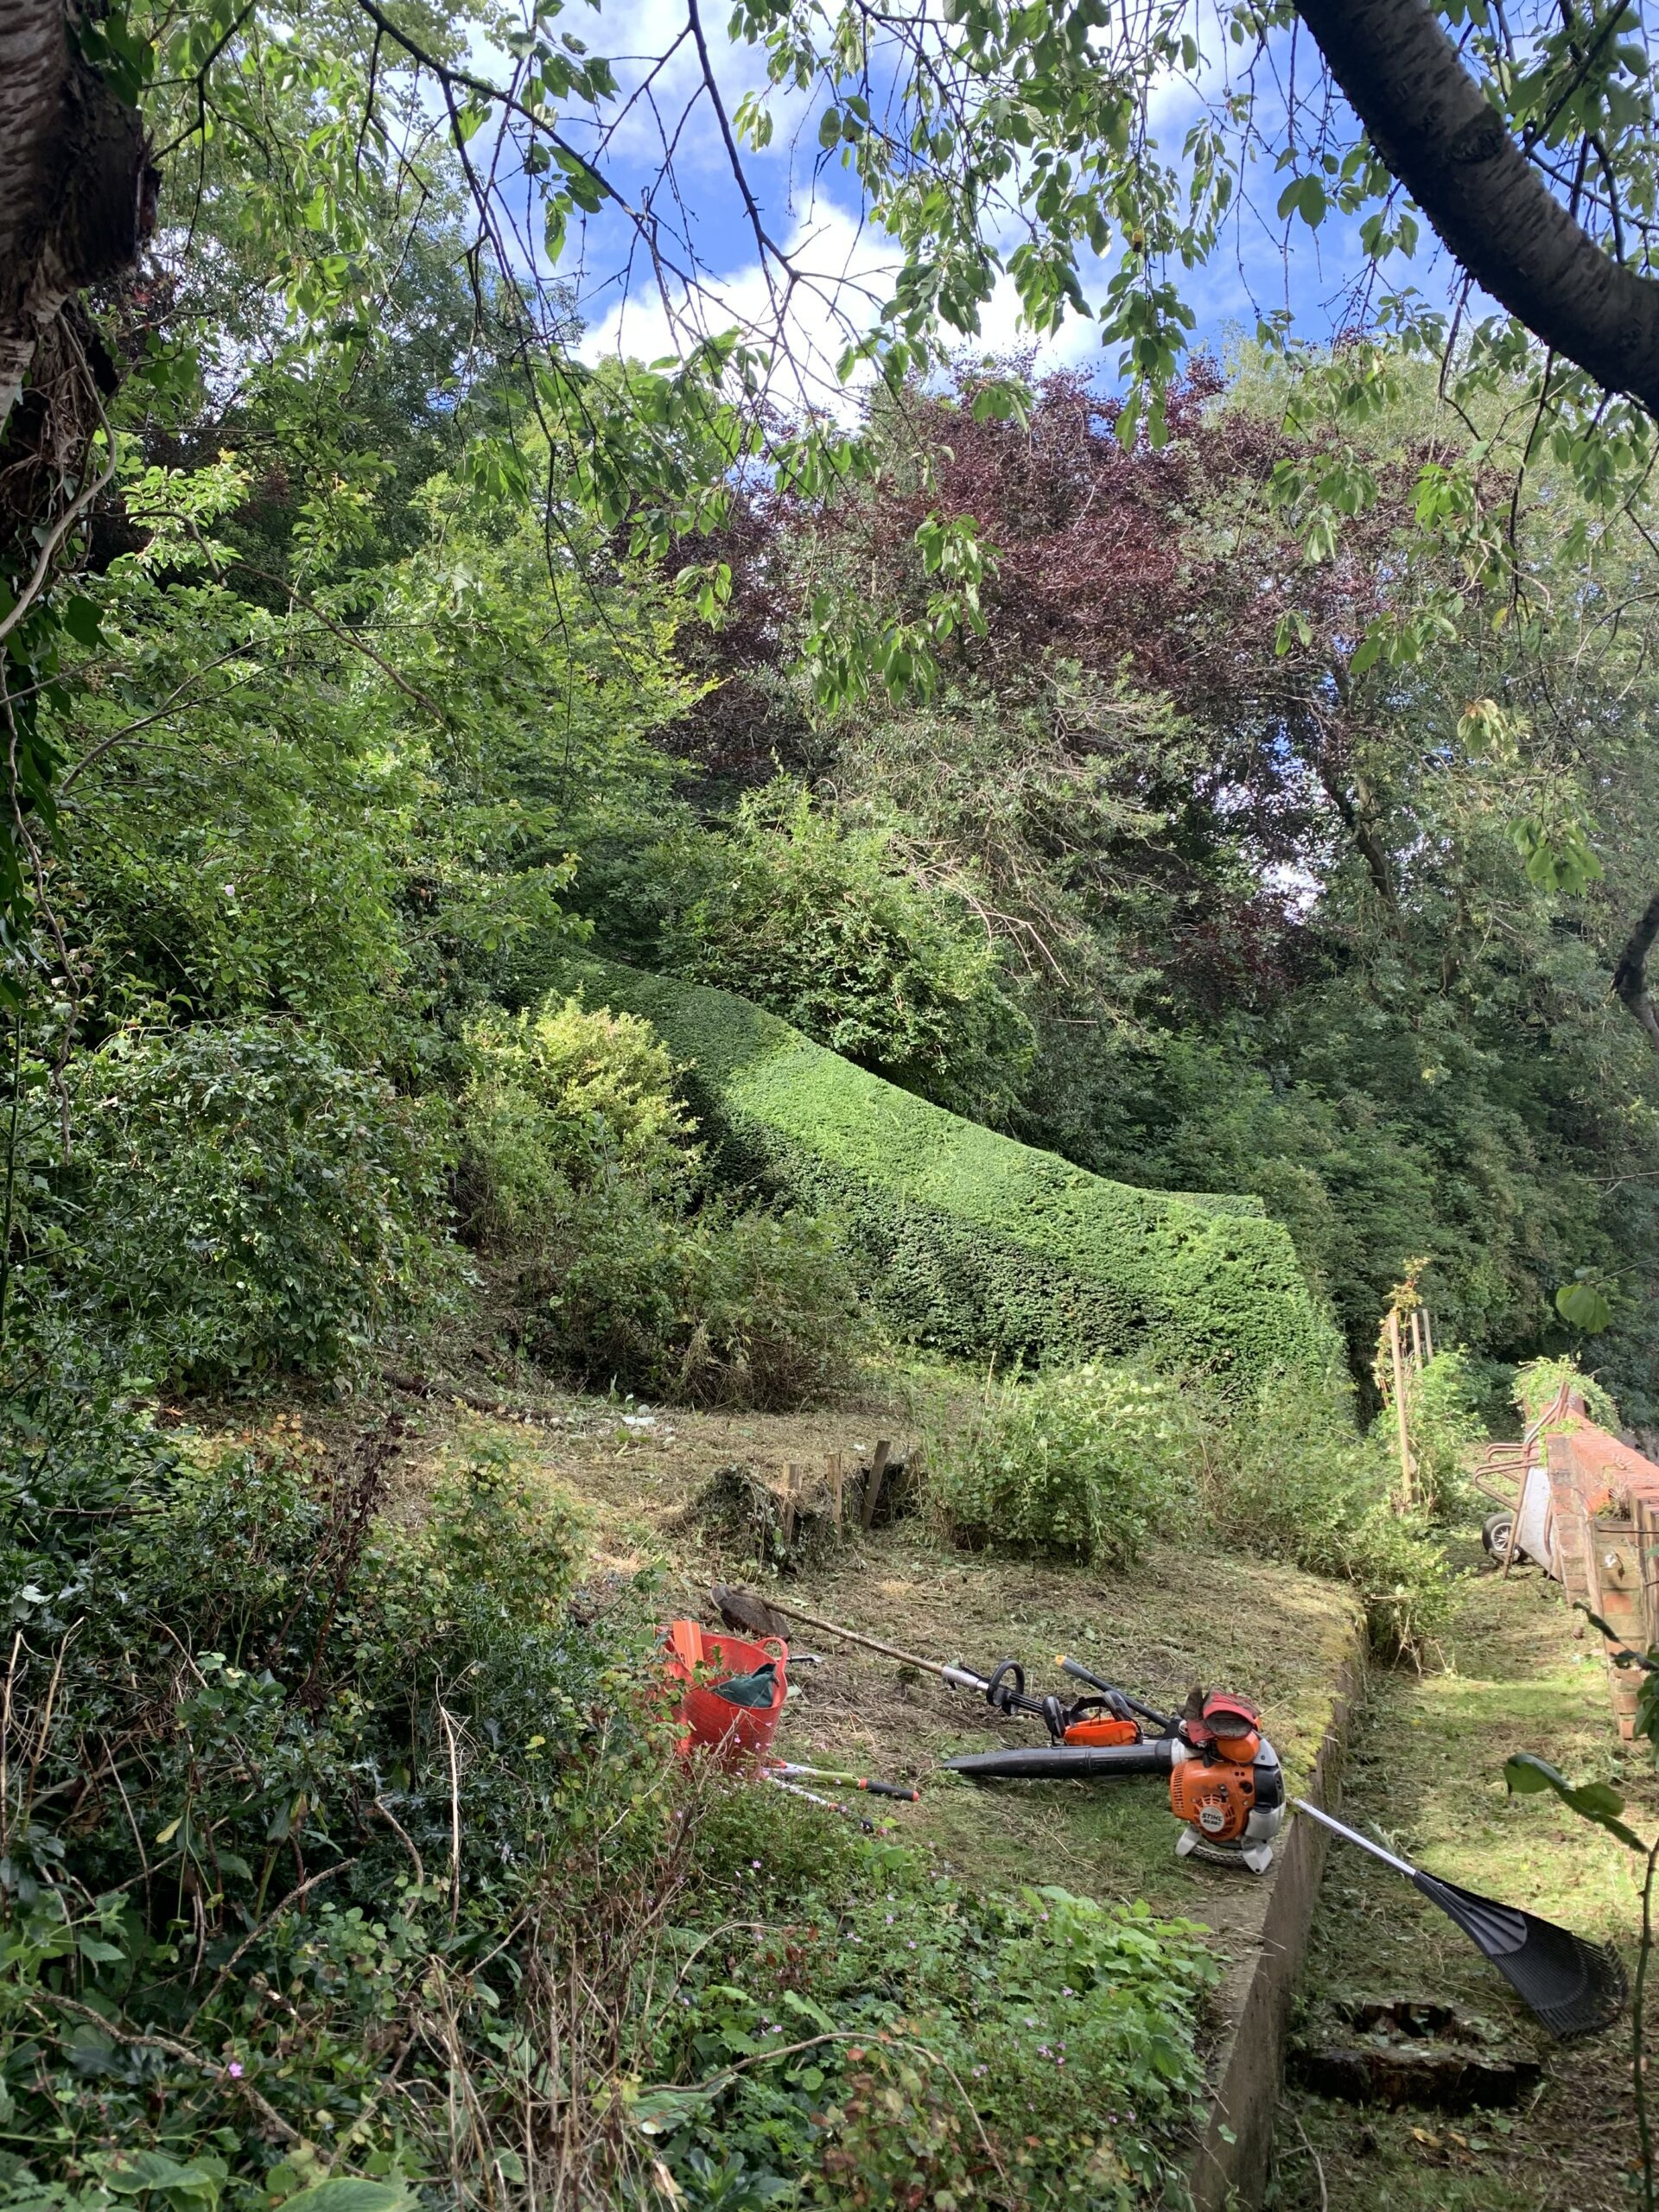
[2,0,1659,1402]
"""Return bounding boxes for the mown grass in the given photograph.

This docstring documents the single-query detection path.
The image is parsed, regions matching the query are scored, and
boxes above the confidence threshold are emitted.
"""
[1271,1532,1658,2212]
[429,1376,1363,1979]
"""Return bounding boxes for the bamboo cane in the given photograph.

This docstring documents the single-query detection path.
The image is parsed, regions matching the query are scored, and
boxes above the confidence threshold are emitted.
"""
[1389,1307,1414,1506]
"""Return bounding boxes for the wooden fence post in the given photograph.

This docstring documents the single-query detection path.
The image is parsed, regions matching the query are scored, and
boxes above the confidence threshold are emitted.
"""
[1388,1309,1414,1507]
[860,1440,892,1532]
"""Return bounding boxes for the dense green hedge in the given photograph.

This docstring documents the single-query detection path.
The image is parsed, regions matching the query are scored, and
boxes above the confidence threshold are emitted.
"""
[535,952,1336,1383]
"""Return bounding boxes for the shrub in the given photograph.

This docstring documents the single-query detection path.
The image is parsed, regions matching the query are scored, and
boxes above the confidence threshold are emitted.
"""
[538,1185,859,1408]
[30,1020,450,1388]
[931,1360,1199,1565]
[461,990,859,1408]
[1212,1371,1449,1658]
[460,993,696,1243]
[0,1370,675,2209]
[929,1354,1447,1657]
[1514,1352,1620,1431]
[529,951,1338,1390]
[671,1203,859,1408]
[664,779,1035,1124]
[1402,1345,1489,1518]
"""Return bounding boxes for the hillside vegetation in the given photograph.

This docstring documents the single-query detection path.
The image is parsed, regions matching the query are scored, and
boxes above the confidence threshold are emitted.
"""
[3,46,1659,2211]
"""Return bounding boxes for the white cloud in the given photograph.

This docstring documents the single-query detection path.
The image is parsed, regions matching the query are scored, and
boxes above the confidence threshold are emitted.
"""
[564,0,814,176]
[579,179,1126,422]
[579,196,900,411]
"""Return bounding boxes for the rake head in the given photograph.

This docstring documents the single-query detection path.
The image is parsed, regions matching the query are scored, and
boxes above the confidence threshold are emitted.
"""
[1414,1872,1627,2039]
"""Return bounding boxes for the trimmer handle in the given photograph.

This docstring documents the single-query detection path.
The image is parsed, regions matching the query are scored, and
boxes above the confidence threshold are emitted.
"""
[1056,1656,1172,1732]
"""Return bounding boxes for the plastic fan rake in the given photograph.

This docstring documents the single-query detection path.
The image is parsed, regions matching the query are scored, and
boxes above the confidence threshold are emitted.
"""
[1294,1798,1625,2039]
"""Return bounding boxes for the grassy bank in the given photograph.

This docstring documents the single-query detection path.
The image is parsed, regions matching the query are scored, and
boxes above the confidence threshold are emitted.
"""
[1270,1535,1657,2211]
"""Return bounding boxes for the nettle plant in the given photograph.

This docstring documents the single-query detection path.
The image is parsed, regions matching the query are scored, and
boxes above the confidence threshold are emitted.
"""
[931,1360,1202,1567]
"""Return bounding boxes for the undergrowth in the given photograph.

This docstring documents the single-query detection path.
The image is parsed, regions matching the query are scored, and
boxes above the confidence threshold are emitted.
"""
[930,1362,1196,1568]
[0,1348,1219,2212]
[643,1787,1221,2211]
[14,1024,453,1391]
[459,995,860,1408]
[928,1360,1449,1659]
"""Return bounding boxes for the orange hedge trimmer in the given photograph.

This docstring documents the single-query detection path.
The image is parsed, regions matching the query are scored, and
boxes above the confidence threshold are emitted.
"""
[713,1584,1142,1742]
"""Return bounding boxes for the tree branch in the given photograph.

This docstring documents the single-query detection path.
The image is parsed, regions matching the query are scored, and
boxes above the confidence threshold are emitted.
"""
[1293,0,1659,416]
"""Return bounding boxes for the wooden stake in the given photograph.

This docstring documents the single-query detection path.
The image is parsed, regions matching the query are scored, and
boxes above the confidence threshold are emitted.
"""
[1388,1310,1414,1506]
[860,1439,893,1532]
[1421,1308,1435,1363]
[1409,1308,1424,1371]
[780,1463,798,1551]
[827,1452,844,1527]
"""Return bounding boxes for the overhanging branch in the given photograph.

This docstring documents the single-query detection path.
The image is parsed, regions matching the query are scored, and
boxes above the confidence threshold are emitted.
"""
[1293,0,1659,416]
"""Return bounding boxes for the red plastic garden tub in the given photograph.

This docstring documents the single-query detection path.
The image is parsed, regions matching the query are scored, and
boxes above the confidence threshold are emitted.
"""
[661,1618,789,1763]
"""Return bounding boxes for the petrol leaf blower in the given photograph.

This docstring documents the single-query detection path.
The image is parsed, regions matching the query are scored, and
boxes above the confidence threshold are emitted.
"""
[944,1660,1286,1874]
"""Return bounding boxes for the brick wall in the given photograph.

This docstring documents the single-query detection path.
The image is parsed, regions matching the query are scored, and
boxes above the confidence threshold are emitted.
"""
[1541,1404,1659,1739]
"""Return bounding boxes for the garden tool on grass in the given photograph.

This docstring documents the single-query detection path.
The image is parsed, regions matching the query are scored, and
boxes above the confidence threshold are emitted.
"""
[761,1771,895,1833]
[1055,1662,1287,1869]
[1292,1797,1626,2038]
[763,1762,920,1802]
[711,1587,1141,1745]
[720,1588,1282,1868]
[946,1687,1286,1874]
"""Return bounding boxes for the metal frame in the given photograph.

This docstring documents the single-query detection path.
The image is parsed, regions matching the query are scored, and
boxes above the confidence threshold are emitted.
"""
[1463,1378,1571,1578]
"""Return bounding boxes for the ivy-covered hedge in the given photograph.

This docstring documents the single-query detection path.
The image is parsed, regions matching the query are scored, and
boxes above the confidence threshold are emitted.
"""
[537,952,1337,1383]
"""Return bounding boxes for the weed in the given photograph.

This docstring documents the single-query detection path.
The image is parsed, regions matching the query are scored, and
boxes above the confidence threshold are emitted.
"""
[927,1359,1447,1658]
[928,1361,1198,1566]
[17,1023,452,1389]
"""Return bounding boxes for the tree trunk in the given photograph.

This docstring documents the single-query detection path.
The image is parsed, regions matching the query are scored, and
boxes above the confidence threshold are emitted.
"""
[0,0,155,435]
[1293,0,1659,416]
[1309,742,1402,929]
[1615,890,1659,1053]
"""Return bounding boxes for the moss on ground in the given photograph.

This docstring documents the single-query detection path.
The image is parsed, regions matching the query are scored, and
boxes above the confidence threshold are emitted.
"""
[1270,1534,1658,2212]
[532,950,1338,1388]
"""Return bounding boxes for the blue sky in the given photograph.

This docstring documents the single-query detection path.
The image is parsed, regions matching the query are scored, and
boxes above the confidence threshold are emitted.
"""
[515,5,1478,407]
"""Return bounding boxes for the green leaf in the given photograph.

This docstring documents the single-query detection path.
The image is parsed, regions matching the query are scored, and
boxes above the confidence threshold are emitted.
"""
[98,2152,223,2201]
[1503,1753,1647,1850]
[1555,1281,1612,1334]
[630,2083,724,2138]
[818,107,842,149]
[275,2181,417,2212]
[60,596,103,648]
